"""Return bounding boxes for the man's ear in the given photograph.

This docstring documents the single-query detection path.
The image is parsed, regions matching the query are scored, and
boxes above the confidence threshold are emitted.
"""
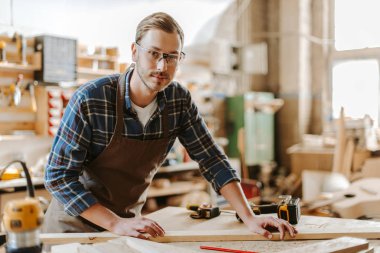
[131,43,137,62]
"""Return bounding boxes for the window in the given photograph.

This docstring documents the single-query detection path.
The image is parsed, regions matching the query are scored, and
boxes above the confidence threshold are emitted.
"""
[331,0,380,127]
[332,60,379,126]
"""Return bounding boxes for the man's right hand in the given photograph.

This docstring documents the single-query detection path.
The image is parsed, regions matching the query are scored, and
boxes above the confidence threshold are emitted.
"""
[110,216,165,239]
[80,203,165,239]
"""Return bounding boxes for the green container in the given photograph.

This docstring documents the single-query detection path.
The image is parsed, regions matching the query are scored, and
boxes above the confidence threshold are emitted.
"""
[226,92,274,165]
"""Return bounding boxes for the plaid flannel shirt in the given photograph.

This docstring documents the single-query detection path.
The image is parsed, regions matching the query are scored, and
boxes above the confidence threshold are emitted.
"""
[45,69,239,216]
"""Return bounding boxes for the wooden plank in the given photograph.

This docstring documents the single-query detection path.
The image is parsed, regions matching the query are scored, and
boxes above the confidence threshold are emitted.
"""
[150,229,380,243]
[278,237,368,253]
[51,236,201,253]
[332,107,346,174]
[41,229,380,244]
[341,138,354,178]
[41,232,117,245]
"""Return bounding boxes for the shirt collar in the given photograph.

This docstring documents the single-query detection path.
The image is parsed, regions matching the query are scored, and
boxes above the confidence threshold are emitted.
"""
[124,65,167,114]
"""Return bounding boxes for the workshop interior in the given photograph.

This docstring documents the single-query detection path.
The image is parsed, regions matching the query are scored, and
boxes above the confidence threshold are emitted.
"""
[0,0,380,252]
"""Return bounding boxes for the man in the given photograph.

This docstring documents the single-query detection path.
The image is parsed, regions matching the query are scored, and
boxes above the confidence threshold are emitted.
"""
[44,12,297,240]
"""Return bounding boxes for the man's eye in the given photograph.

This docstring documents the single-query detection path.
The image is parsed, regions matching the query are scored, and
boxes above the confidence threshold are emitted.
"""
[167,55,178,61]
[150,51,160,59]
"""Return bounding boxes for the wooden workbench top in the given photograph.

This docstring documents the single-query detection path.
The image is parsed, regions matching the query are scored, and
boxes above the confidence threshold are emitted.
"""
[145,207,380,242]
[2,206,380,252]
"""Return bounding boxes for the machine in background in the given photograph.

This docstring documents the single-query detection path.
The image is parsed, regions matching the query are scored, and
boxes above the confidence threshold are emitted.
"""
[1,160,44,253]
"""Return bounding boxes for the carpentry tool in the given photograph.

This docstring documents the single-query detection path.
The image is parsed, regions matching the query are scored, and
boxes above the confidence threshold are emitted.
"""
[12,33,27,65]
[0,40,6,62]
[187,204,221,219]
[8,74,23,106]
[236,195,301,225]
[2,160,44,253]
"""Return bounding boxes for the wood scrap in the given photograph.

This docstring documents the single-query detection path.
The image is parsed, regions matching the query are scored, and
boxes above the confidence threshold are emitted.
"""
[333,107,346,174]
[341,138,355,178]
[278,237,368,253]
[362,158,380,178]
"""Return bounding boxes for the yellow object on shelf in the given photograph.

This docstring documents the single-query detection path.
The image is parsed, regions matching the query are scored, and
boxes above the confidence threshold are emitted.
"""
[1,168,21,180]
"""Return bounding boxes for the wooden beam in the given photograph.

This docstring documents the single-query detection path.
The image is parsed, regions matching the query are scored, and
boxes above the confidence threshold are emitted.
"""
[150,229,380,243]
[41,232,117,245]
[40,228,380,244]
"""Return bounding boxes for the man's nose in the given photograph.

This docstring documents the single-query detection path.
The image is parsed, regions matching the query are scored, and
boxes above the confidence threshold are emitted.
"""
[156,57,168,71]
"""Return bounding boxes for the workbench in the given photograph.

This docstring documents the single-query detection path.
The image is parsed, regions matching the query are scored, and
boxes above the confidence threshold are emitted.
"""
[0,206,376,252]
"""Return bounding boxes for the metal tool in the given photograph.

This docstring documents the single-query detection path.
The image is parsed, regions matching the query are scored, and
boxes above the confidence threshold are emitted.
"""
[0,40,6,63]
[237,195,301,225]
[187,204,221,219]
[1,160,44,253]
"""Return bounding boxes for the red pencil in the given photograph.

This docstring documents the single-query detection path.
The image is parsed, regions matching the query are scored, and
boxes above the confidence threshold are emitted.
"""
[200,245,258,253]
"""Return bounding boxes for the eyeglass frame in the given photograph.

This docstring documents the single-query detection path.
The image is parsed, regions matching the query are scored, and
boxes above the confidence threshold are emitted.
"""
[134,42,185,66]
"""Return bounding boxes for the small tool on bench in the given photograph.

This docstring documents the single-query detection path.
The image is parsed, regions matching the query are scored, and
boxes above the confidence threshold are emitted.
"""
[187,204,222,219]
[236,195,301,225]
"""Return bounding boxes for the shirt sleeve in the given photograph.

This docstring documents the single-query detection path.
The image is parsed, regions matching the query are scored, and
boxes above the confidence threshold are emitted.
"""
[177,89,240,194]
[44,89,98,216]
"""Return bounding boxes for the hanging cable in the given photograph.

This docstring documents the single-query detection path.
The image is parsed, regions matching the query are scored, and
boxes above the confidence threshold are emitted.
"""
[0,160,35,198]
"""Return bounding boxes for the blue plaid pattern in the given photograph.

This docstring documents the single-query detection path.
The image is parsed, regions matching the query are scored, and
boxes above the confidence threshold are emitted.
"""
[45,70,239,216]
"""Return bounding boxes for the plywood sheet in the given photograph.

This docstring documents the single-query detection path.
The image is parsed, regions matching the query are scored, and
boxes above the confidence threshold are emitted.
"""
[278,237,368,253]
[145,207,380,242]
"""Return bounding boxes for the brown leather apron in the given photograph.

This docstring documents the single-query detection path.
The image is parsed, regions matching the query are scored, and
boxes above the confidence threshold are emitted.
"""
[43,68,171,232]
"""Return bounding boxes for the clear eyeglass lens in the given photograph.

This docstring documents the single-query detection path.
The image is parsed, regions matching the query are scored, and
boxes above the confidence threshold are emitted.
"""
[137,43,183,66]
[148,51,179,65]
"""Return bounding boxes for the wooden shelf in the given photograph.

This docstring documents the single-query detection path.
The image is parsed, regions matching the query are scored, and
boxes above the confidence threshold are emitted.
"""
[0,62,40,72]
[0,177,44,190]
[148,180,207,198]
[78,54,118,62]
[158,161,198,173]
[77,67,117,76]
[0,107,35,113]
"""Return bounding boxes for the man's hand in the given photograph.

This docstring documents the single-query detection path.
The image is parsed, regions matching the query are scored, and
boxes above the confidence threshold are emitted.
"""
[110,216,165,239]
[80,203,165,239]
[219,181,298,240]
[245,216,297,240]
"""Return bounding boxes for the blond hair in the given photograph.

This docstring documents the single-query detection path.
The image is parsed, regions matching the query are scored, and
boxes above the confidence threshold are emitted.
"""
[135,12,184,48]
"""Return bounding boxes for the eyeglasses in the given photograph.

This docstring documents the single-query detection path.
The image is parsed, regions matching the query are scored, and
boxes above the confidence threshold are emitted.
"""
[135,43,185,66]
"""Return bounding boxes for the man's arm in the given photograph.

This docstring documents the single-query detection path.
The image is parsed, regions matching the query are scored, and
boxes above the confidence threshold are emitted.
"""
[177,89,296,239]
[220,181,297,240]
[45,89,98,216]
[45,88,163,238]
[177,89,239,193]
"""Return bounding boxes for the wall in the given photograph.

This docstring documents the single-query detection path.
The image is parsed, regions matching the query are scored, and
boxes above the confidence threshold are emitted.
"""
[0,135,53,168]
[0,0,234,62]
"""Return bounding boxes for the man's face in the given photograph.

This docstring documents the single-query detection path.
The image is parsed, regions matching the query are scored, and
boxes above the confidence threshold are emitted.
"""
[132,29,182,92]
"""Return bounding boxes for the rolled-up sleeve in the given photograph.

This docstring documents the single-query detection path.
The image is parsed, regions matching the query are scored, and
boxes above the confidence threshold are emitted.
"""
[44,89,98,216]
[178,90,240,194]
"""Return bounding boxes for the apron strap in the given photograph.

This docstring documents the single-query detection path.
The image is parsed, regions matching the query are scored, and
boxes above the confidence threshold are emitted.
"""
[162,104,169,138]
[113,64,133,140]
